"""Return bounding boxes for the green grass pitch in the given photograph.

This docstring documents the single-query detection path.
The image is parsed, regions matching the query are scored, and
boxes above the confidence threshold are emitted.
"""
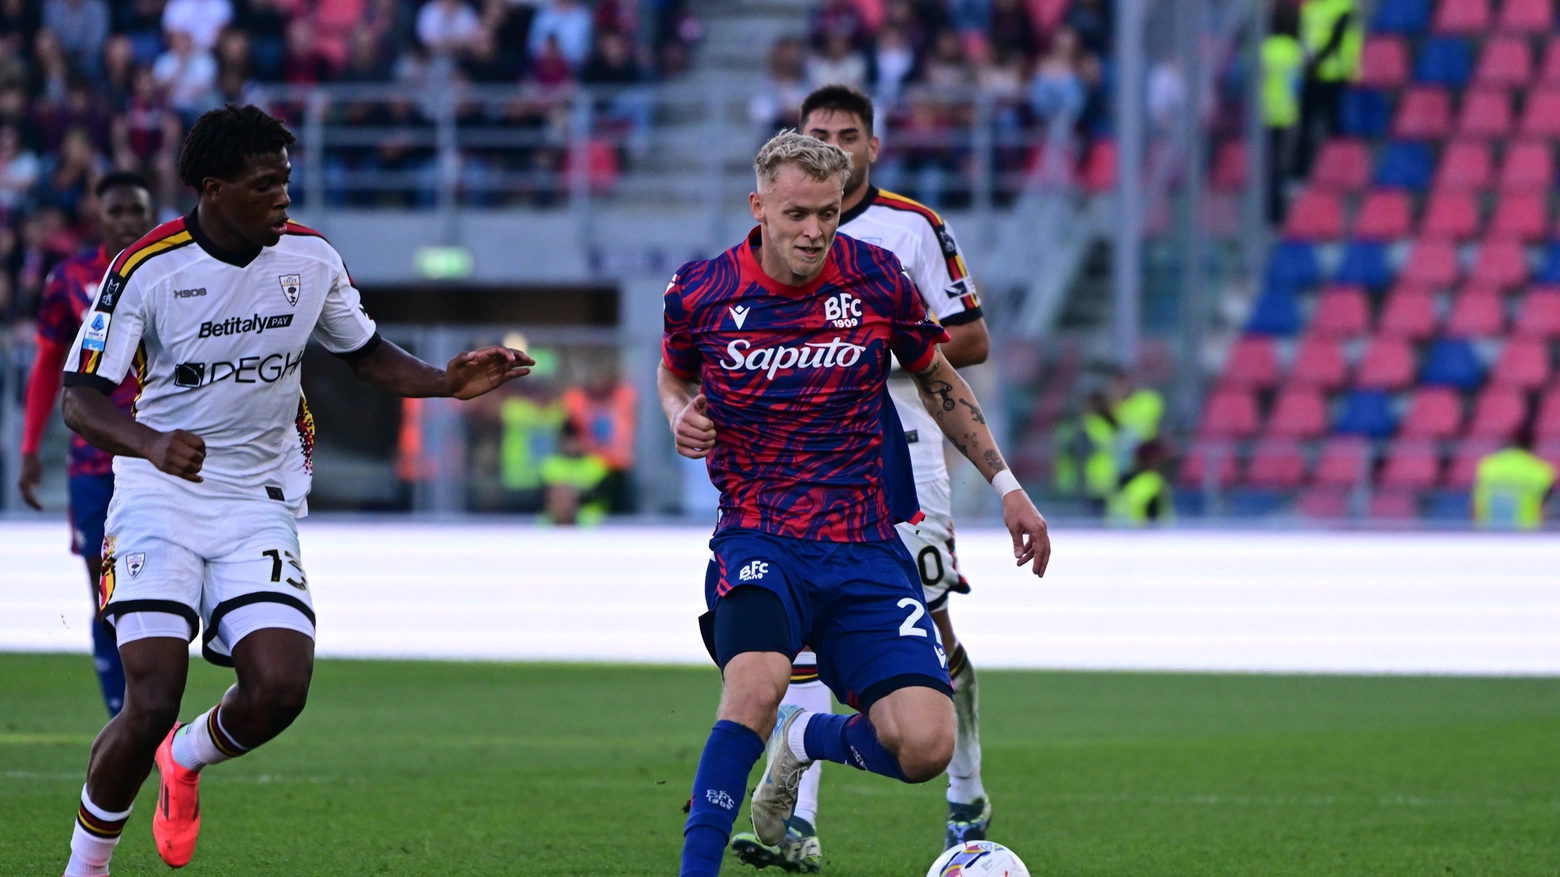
[2,653,1557,876]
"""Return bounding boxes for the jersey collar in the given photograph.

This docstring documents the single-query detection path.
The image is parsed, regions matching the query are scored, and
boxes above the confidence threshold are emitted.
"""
[838,185,878,227]
[740,226,837,298]
[185,207,263,268]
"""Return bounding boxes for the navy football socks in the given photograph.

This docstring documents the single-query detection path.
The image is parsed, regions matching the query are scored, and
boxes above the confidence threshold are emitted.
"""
[802,712,909,781]
[681,720,766,877]
[90,616,124,717]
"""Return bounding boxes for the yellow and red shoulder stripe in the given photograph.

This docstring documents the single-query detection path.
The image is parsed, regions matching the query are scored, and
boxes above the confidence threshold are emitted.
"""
[109,217,194,280]
[873,190,970,281]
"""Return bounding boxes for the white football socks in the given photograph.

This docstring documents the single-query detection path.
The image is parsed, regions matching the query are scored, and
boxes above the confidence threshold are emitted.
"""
[64,785,130,877]
[782,679,832,827]
[946,651,986,805]
[171,706,247,772]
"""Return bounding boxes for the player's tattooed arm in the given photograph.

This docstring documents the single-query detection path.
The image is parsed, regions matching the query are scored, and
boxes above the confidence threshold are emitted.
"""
[659,363,716,459]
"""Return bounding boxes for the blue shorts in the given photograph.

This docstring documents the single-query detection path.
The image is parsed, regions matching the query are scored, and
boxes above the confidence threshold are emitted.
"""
[702,528,951,711]
[68,473,114,558]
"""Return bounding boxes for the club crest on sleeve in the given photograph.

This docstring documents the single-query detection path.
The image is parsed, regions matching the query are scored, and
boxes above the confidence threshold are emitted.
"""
[125,553,146,578]
[279,274,301,306]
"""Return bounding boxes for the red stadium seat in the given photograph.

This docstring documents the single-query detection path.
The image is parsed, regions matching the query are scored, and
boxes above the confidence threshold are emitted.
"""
[1395,87,1454,139]
[1210,141,1247,191]
[1468,237,1529,286]
[1222,336,1281,389]
[1446,285,1508,335]
[1474,35,1533,85]
[1433,140,1492,191]
[1498,0,1553,32]
[1457,88,1513,138]
[1265,386,1331,439]
[1283,189,1346,240]
[1400,238,1462,286]
[1514,288,1560,338]
[1297,487,1351,518]
[1360,36,1411,88]
[1368,489,1422,519]
[1290,335,1352,388]
[1498,140,1554,191]
[1487,193,1547,241]
[1377,286,1441,340]
[1536,385,1560,440]
[1468,385,1529,437]
[1379,440,1442,488]
[1311,286,1371,338]
[1311,139,1372,191]
[1435,0,1491,31]
[1312,436,1372,487]
[1179,442,1239,487]
[1244,440,1307,489]
[1446,439,1502,487]
[1357,335,1420,389]
[1401,386,1465,438]
[1198,386,1260,438]
[1421,191,1481,239]
[1353,189,1414,240]
[1489,337,1551,388]
[1543,37,1560,83]
[1542,440,1560,470]
[1520,87,1560,137]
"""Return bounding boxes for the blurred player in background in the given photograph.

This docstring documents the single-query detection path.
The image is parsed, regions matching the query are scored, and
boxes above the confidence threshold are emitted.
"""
[660,131,1049,877]
[19,171,159,718]
[56,105,532,877]
[729,85,996,872]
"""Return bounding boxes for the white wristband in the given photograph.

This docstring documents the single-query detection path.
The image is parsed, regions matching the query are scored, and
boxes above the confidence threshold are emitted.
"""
[991,470,1022,497]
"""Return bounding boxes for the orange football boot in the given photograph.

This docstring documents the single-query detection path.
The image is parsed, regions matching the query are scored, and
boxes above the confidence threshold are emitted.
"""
[152,723,201,867]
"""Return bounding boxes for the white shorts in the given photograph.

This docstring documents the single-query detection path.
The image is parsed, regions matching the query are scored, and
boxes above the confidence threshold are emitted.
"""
[99,487,315,665]
[896,509,968,611]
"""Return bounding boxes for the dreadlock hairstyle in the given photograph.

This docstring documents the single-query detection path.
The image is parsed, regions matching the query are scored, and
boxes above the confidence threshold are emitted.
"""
[176,104,297,190]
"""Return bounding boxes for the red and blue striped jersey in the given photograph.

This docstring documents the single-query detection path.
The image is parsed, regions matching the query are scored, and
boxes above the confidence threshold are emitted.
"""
[662,228,950,542]
[36,247,137,477]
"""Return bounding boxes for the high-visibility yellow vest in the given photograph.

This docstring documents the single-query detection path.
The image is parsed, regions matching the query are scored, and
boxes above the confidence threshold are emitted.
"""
[1053,421,1080,494]
[1302,0,1362,82]
[1473,448,1555,530]
[1083,412,1119,498]
[540,452,611,525]
[1263,35,1305,128]
[1108,470,1175,525]
[500,396,565,490]
[1114,388,1165,442]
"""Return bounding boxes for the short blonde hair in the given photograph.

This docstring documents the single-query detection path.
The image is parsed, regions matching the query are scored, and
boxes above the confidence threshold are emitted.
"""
[754,130,852,190]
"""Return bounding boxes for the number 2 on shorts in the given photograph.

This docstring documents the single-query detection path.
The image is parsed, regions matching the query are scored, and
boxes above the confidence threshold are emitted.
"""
[897,597,928,638]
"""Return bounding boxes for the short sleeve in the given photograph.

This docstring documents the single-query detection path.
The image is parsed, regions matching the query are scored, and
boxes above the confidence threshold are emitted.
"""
[63,270,145,394]
[911,214,983,327]
[888,263,951,374]
[35,265,82,345]
[312,248,380,358]
[660,270,702,379]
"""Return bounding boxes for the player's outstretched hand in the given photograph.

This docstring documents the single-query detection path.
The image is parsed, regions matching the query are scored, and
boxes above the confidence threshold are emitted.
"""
[1002,489,1050,577]
[148,429,206,483]
[445,346,534,400]
[18,453,43,510]
[674,394,716,458]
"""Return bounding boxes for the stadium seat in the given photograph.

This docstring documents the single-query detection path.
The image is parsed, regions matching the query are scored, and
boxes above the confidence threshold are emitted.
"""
[1336,389,1399,436]
[1421,337,1486,389]
[1334,241,1395,289]
[1400,238,1461,286]
[1210,141,1247,191]
[1311,286,1372,337]
[1311,139,1372,191]
[1079,139,1117,192]
[1433,140,1491,191]
[1446,439,1502,487]
[1456,88,1512,138]
[1374,140,1435,189]
[1433,0,1491,32]
[1312,436,1373,486]
[1227,490,1287,516]
[1361,36,1412,88]
[1266,241,1321,290]
[1290,335,1352,388]
[1514,287,1560,337]
[1543,37,1560,83]
[1198,387,1260,439]
[1467,385,1528,437]
[1416,36,1473,87]
[1519,87,1560,137]
[1536,385,1560,440]
[1244,440,1307,489]
[1394,87,1453,138]
[1357,335,1420,388]
[1266,386,1331,439]
[1373,0,1432,32]
[1283,189,1346,240]
[1473,35,1533,86]
[1247,290,1303,335]
[1537,242,1560,283]
[1342,89,1393,137]
[1425,488,1473,518]
[1353,189,1414,239]
[1446,284,1508,335]
[1497,140,1553,191]
[1222,336,1282,389]
[1378,440,1442,488]
[1487,194,1546,242]
[1468,237,1529,286]
[1297,487,1352,518]
[1179,442,1239,487]
[1489,337,1551,388]
[1497,0,1553,31]
[1368,488,1423,518]
[1377,286,1440,340]
[1400,386,1465,437]
[1420,191,1481,239]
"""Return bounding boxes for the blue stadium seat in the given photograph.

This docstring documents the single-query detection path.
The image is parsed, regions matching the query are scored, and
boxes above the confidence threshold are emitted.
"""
[1247,290,1303,335]
[1227,489,1287,517]
[1333,241,1394,289]
[1372,0,1430,33]
[1374,141,1433,190]
[1265,241,1321,290]
[1336,389,1398,437]
[1421,338,1485,390]
[1341,89,1392,137]
[1535,241,1560,283]
[1425,489,1472,520]
[1172,489,1206,517]
[1414,37,1472,88]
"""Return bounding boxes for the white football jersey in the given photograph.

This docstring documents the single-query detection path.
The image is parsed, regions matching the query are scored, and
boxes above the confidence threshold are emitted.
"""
[64,212,378,514]
[838,187,982,493]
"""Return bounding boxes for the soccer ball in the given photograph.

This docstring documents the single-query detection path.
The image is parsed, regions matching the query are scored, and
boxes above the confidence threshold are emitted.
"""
[925,840,1031,877]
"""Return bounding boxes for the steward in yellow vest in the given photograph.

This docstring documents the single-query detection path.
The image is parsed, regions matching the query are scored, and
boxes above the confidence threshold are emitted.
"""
[1109,440,1175,525]
[1296,0,1361,176]
[1473,429,1555,530]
